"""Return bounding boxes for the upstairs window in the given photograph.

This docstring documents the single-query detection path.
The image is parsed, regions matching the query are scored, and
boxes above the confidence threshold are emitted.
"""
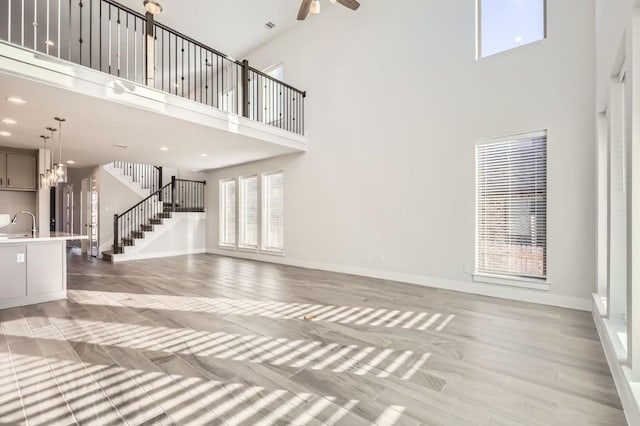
[219,179,236,247]
[262,172,284,252]
[476,131,547,280]
[477,0,546,58]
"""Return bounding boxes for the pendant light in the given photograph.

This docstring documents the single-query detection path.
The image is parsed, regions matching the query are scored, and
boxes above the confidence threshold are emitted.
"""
[39,135,51,189]
[53,117,67,184]
[46,127,57,186]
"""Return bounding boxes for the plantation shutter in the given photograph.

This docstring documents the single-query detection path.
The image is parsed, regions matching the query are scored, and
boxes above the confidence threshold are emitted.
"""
[476,132,547,279]
[219,180,236,246]
[262,172,284,251]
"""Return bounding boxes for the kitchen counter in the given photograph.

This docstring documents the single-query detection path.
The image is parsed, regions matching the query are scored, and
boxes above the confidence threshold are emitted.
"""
[0,232,87,244]
[0,233,87,310]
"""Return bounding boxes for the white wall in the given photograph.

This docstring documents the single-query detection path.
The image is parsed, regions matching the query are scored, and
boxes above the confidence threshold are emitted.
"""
[99,166,144,253]
[205,0,597,309]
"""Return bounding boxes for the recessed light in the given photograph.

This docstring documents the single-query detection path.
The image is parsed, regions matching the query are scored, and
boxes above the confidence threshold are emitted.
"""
[66,160,75,164]
[1,118,17,125]
[160,147,169,151]
[514,36,523,43]
[45,40,55,46]
[201,153,207,157]
[112,144,128,149]
[0,131,11,137]
[6,97,26,104]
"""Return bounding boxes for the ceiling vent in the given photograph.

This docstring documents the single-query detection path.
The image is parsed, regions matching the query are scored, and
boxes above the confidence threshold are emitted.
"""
[265,21,276,29]
[112,144,128,149]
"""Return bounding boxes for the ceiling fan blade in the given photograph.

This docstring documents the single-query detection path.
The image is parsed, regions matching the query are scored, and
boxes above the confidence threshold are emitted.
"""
[336,0,360,11]
[297,0,312,20]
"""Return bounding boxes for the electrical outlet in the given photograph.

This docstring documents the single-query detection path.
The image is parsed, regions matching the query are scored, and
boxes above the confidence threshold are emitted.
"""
[463,264,471,273]
[16,253,25,263]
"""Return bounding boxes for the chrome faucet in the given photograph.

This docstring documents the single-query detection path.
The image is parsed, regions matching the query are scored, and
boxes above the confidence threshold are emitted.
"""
[11,211,37,237]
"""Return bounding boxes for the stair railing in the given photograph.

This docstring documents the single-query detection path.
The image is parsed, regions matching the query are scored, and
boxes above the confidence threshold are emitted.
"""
[0,0,306,135]
[112,161,162,194]
[113,177,206,254]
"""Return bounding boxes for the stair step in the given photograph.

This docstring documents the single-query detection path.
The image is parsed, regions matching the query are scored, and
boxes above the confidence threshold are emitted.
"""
[131,231,145,239]
[157,212,172,219]
[101,250,114,263]
[122,237,135,246]
[149,218,163,225]
[140,224,154,232]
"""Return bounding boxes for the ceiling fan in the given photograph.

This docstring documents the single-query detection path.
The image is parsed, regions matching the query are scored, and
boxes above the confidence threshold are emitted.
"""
[297,0,360,20]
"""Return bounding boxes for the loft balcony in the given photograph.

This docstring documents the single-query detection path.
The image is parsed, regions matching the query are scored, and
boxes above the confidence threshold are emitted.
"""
[0,0,307,169]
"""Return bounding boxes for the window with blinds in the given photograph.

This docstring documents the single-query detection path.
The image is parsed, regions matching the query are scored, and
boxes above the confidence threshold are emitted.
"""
[239,175,259,248]
[476,132,547,280]
[219,179,236,246]
[262,171,284,252]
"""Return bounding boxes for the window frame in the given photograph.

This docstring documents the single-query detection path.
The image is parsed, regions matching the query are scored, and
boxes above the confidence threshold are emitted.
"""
[218,178,237,248]
[261,170,285,254]
[474,130,549,290]
[476,0,547,59]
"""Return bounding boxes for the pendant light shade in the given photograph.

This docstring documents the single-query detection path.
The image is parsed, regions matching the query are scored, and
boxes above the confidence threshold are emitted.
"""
[53,117,67,185]
[45,127,57,186]
[39,135,51,189]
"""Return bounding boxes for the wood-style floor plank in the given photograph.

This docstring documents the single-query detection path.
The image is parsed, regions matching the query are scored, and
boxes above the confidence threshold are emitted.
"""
[0,252,627,425]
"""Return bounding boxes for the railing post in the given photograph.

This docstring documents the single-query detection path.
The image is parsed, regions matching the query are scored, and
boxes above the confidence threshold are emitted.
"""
[158,167,163,201]
[171,175,177,212]
[145,12,155,87]
[113,214,119,254]
[242,59,250,118]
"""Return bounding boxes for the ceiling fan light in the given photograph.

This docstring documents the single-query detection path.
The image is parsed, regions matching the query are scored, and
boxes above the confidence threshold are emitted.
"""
[143,0,163,15]
[310,0,320,14]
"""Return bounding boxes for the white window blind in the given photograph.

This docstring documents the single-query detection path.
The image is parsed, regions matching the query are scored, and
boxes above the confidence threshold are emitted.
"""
[476,132,547,279]
[239,176,258,248]
[219,179,236,246]
[262,172,284,251]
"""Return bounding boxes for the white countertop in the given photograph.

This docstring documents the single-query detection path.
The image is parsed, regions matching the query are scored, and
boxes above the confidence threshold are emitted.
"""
[0,232,88,244]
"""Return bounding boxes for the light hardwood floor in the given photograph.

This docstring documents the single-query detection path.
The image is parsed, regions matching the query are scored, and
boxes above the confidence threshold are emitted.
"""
[0,252,626,425]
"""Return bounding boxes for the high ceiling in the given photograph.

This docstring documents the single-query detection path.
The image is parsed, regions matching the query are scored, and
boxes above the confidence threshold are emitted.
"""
[117,0,303,59]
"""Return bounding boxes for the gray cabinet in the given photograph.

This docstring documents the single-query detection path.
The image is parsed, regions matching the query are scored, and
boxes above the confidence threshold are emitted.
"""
[0,152,5,187]
[0,245,27,299]
[27,243,64,295]
[6,153,37,191]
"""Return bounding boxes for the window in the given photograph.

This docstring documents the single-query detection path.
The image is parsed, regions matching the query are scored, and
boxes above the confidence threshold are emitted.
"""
[219,179,236,246]
[476,131,547,280]
[262,171,284,252]
[477,0,546,58]
[239,176,259,248]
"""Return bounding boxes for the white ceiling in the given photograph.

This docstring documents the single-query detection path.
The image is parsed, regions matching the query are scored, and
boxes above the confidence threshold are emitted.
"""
[117,0,305,59]
[0,73,301,170]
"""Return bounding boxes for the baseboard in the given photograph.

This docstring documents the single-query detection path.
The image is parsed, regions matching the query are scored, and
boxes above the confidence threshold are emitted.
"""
[592,295,640,425]
[0,291,67,310]
[113,248,206,263]
[206,249,591,311]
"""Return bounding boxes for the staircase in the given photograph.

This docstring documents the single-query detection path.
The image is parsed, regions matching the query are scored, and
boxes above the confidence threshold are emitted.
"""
[102,176,206,263]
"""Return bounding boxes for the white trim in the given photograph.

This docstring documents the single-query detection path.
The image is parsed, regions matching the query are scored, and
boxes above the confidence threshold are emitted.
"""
[112,248,206,263]
[476,129,548,146]
[592,294,640,426]
[206,249,591,311]
[473,273,550,290]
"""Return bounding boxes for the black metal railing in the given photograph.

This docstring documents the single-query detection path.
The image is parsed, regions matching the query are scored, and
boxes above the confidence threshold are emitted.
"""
[0,0,306,135]
[113,176,205,254]
[112,161,162,193]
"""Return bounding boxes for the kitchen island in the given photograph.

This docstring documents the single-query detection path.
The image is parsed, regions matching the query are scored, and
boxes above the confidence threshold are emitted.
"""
[0,232,87,310]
